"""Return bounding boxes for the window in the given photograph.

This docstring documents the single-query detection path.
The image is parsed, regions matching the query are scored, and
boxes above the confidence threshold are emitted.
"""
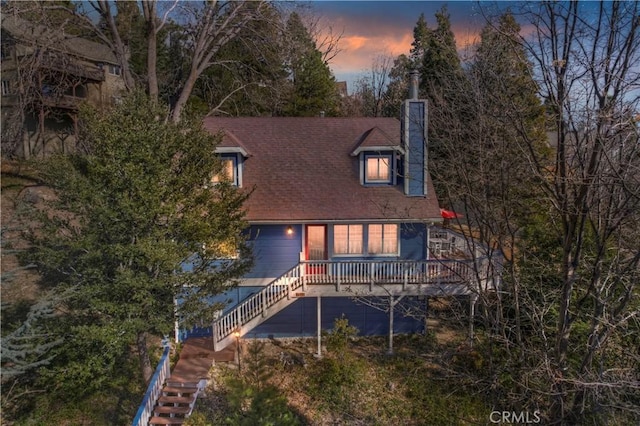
[211,157,235,185]
[1,80,10,96]
[365,155,392,183]
[368,224,398,255]
[108,64,121,76]
[334,224,363,254]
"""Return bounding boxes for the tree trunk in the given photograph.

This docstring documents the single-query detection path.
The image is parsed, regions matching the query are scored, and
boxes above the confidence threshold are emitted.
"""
[143,1,159,103]
[137,332,154,384]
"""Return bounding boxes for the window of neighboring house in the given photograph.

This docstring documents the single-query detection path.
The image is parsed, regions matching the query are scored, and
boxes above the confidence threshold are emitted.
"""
[368,224,398,255]
[1,80,10,96]
[365,154,392,183]
[334,224,363,255]
[108,64,121,76]
[211,156,237,186]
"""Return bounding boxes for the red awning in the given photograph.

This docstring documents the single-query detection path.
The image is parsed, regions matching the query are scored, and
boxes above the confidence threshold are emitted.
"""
[440,208,462,219]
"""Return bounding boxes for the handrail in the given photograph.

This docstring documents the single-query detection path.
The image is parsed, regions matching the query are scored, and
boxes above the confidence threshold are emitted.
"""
[214,263,303,343]
[132,344,171,426]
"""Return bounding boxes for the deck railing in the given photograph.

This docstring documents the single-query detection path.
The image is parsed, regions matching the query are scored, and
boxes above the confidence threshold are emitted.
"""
[301,259,476,286]
[214,259,484,346]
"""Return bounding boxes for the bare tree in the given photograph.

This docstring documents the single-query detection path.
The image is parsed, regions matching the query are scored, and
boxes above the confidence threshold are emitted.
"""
[518,1,640,421]
[432,2,640,422]
[352,54,395,117]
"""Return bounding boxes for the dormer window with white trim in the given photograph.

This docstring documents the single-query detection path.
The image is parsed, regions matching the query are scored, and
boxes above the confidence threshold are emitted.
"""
[365,154,392,183]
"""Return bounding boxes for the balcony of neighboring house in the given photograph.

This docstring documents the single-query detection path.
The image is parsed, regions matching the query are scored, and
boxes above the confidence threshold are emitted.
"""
[39,83,89,111]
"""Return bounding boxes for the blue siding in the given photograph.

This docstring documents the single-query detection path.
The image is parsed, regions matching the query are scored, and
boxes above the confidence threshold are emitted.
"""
[181,292,425,341]
[407,101,427,196]
[400,223,427,260]
[245,225,301,279]
[251,297,425,338]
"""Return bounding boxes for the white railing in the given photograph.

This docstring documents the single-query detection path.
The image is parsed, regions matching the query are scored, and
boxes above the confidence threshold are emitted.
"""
[214,263,304,343]
[213,259,483,346]
[300,259,476,286]
[132,344,171,426]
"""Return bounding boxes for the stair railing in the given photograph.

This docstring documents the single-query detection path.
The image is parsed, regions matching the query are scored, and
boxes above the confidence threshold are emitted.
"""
[214,263,303,344]
[132,343,171,426]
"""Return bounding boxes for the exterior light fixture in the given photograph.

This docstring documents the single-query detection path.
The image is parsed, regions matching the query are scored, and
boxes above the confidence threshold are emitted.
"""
[286,226,294,236]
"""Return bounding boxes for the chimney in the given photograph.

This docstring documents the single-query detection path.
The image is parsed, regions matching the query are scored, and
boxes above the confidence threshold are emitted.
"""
[409,70,420,99]
[401,71,428,196]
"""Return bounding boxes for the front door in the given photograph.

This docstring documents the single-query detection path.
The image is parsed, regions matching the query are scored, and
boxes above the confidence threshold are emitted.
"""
[305,225,327,274]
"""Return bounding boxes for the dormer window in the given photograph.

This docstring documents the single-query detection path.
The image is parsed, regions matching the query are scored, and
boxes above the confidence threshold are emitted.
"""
[211,154,239,186]
[365,154,392,183]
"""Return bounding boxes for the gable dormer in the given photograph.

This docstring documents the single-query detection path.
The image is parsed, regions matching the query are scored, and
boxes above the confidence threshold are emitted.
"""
[351,127,404,186]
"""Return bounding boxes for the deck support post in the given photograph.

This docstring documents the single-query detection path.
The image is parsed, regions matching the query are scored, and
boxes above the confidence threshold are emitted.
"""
[387,296,395,355]
[212,320,219,352]
[469,293,478,346]
[316,296,323,358]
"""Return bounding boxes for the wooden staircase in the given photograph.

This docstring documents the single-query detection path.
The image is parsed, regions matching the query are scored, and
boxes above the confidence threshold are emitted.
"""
[148,382,200,426]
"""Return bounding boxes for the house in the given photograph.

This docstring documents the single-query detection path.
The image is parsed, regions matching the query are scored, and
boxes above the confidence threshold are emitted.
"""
[182,80,499,351]
[1,16,125,158]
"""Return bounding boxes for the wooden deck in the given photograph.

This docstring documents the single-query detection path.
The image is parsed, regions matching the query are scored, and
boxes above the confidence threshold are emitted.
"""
[170,337,236,383]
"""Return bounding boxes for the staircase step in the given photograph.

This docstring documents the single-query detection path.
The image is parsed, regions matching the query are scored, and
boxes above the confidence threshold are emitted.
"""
[162,385,198,396]
[166,381,199,388]
[154,405,191,416]
[149,416,185,425]
[157,395,195,405]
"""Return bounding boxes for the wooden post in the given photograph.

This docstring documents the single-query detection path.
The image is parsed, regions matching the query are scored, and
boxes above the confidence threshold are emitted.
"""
[316,296,322,358]
[469,294,478,346]
[387,295,394,355]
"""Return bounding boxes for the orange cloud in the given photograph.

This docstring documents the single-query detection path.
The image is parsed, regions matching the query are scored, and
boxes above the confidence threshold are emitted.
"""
[342,35,369,51]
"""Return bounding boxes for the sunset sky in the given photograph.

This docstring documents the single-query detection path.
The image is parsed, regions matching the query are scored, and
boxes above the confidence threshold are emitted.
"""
[309,1,509,89]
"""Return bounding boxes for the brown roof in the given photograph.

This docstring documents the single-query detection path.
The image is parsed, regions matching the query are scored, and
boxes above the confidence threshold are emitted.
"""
[202,117,441,223]
[1,16,117,64]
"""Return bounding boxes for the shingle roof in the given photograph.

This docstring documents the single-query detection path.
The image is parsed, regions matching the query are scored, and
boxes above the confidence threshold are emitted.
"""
[350,126,403,156]
[1,16,117,64]
[202,117,442,223]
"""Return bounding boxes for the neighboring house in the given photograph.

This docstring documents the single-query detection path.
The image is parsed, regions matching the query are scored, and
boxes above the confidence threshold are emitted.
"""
[1,16,125,158]
[182,85,500,350]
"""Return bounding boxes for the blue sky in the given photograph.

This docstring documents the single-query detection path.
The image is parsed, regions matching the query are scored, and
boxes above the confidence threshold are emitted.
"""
[308,1,511,88]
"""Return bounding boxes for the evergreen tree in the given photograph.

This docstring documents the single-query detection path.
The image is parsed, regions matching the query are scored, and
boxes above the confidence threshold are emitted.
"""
[283,12,338,117]
[409,13,430,67]
[419,5,464,97]
[23,92,252,396]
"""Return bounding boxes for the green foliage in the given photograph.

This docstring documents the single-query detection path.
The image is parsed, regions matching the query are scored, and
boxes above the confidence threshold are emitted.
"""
[308,317,364,412]
[15,92,252,410]
[324,314,359,353]
[282,12,339,117]
[223,342,302,426]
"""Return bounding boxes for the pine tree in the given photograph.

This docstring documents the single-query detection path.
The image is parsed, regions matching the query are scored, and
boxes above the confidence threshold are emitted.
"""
[283,12,338,117]
[409,13,430,67]
[23,92,252,396]
[419,5,464,98]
